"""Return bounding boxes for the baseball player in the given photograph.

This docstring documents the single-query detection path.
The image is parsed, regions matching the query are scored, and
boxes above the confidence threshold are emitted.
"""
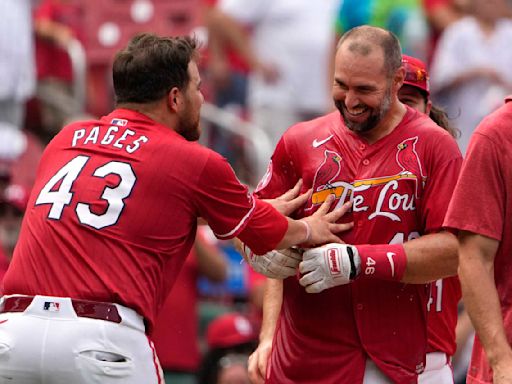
[0,34,351,384]
[247,26,462,383]
[444,96,512,383]
[399,55,461,383]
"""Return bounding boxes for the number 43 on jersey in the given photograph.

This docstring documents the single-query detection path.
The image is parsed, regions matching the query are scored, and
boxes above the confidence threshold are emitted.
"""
[35,155,136,229]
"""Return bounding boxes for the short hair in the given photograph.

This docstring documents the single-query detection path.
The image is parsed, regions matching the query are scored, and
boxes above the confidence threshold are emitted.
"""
[112,33,200,104]
[337,25,402,78]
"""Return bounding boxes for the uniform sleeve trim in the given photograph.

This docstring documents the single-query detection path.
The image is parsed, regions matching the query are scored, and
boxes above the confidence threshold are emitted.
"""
[214,197,256,239]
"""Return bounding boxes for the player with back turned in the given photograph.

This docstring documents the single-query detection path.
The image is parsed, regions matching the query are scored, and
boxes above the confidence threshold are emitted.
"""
[0,34,351,384]
[246,26,462,383]
[444,96,512,383]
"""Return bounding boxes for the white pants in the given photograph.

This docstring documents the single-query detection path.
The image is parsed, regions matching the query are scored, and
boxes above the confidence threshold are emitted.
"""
[363,352,453,384]
[363,359,393,383]
[419,352,454,384]
[0,295,164,384]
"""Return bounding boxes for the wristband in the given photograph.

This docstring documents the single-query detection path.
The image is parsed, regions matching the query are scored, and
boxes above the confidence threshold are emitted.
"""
[355,244,407,281]
[299,220,312,244]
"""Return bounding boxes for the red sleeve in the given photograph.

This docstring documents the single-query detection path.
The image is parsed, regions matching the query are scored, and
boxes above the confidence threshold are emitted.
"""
[444,132,505,241]
[237,200,288,255]
[195,152,287,254]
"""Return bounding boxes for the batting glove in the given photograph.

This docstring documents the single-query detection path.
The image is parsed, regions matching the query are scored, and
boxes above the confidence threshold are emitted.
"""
[243,244,302,279]
[299,243,361,293]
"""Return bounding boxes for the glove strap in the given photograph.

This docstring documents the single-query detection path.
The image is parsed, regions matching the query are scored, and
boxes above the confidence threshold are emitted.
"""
[355,244,407,281]
[346,246,358,280]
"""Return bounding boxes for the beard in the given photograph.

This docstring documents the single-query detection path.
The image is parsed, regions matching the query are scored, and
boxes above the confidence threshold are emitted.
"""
[176,101,201,142]
[335,87,392,134]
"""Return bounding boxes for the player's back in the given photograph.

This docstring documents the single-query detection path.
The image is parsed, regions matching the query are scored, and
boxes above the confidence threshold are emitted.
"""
[3,109,212,327]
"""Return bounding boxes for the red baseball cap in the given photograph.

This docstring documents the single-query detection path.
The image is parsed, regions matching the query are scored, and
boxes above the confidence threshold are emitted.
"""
[206,313,257,349]
[402,55,430,96]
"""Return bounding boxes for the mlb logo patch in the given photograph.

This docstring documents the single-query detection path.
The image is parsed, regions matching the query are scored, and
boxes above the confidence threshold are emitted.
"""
[43,302,60,312]
[110,118,128,126]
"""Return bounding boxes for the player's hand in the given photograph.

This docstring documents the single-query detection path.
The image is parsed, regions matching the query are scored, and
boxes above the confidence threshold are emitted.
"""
[242,244,302,279]
[248,338,273,384]
[263,179,309,216]
[299,243,361,293]
[301,198,354,247]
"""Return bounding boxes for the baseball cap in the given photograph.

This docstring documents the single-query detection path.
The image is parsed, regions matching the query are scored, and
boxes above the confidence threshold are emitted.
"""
[206,313,257,349]
[402,55,430,96]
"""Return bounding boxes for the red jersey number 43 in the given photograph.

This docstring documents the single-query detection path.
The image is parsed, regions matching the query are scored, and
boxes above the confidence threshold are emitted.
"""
[35,155,136,229]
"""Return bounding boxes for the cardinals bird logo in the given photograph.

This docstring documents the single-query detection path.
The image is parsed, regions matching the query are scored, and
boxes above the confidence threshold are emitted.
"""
[312,150,342,191]
[396,137,426,196]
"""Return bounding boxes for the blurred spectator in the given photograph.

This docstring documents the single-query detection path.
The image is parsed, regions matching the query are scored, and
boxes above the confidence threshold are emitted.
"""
[429,0,512,155]
[210,0,340,161]
[0,125,39,284]
[204,0,249,111]
[0,184,30,283]
[0,184,29,260]
[33,0,85,142]
[335,0,429,61]
[202,0,252,183]
[0,124,45,193]
[0,0,36,129]
[197,312,258,384]
[422,0,465,62]
[152,227,228,384]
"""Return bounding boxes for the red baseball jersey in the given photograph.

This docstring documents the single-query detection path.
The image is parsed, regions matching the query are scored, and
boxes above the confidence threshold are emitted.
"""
[426,276,461,356]
[256,107,462,383]
[444,97,512,384]
[3,109,288,330]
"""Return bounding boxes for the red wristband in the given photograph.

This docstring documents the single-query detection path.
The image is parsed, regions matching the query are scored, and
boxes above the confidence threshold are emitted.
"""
[355,244,407,281]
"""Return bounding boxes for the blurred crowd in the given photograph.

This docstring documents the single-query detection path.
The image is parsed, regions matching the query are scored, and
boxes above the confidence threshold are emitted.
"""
[1,0,511,383]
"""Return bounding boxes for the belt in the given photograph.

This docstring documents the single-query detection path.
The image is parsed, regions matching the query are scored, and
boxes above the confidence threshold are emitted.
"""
[0,296,122,324]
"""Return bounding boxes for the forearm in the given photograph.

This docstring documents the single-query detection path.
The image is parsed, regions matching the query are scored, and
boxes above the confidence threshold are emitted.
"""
[260,278,283,343]
[299,232,459,293]
[354,231,458,284]
[458,233,512,368]
[401,231,458,283]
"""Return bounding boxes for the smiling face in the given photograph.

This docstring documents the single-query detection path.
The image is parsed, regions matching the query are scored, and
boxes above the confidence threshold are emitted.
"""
[332,40,402,138]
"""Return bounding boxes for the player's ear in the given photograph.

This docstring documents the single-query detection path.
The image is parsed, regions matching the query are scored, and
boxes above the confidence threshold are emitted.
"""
[168,88,180,111]
[394,66,406,90]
